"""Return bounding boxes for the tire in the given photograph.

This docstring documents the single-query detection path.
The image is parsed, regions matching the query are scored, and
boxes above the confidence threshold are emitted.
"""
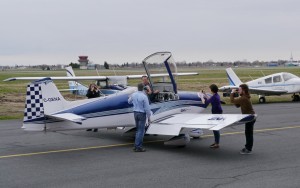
[259,97,266,103]
[293,95,300,101]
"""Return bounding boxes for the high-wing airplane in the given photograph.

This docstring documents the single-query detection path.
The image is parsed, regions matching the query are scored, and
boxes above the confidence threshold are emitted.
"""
[220,67,300,103]
[5,65,198,97]
[64,66,125,96]
[11,52,256,146]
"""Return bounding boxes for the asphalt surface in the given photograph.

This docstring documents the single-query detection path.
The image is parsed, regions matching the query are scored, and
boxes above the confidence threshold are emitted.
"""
[0,102,300,188]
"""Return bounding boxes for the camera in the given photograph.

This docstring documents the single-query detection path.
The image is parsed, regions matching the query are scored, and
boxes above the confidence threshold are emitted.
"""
[233,92,239,97]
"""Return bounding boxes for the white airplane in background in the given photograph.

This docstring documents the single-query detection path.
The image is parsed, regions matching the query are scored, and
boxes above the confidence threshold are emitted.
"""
[64,66,125,96]
[5,52,256,146]
[5,66,199,96]
[220,68,300,103]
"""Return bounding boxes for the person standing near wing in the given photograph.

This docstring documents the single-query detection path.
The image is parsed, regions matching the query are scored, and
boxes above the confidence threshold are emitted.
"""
[201,84,223,149]
[128,83,152,152]
[230,84,256,155]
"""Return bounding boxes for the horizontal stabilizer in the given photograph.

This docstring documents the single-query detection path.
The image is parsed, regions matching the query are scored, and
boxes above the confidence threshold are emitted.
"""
[46,113,86,124]
[147,114,256,136]
[219,85,239,92]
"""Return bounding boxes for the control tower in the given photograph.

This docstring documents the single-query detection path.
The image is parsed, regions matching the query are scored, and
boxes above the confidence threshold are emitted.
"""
[78,56,89,69]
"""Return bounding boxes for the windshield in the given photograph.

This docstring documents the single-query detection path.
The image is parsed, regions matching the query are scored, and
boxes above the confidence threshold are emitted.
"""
[282,73,298,81]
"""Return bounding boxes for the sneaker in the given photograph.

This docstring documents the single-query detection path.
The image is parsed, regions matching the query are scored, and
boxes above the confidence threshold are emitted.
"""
[134,148,146,152]
[210,143,219,149]
[240,148,252,155]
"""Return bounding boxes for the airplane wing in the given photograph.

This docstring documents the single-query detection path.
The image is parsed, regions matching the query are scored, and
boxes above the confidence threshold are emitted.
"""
[45,113,86,124]
[127,72,198,79]
[4,73,198,81]
[3,76,108,82]
[146,114,257,136]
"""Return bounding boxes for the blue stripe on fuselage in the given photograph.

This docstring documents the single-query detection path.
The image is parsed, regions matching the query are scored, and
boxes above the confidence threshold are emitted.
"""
[66,92,203,116]
[178,91,202,102]
[65,94,131,115]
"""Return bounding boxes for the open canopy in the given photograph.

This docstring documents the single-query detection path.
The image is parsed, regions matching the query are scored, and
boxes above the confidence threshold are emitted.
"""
[142,52,178,93]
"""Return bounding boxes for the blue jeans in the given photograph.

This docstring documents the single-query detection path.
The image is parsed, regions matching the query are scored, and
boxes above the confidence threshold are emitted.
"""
[213,130,220,144]
[134,112,146,149]
[245,120,256,151]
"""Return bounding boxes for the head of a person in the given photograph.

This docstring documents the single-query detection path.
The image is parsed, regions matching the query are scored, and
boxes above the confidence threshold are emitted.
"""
[141,75,149,85]
[209,84,219,94]
[137,83,144,91]
[91,83,98,89]
[89,84,94,89]
[239,84,250,97]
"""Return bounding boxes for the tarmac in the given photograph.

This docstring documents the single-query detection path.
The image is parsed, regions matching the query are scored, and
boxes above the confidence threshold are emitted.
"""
[0,102,300,188]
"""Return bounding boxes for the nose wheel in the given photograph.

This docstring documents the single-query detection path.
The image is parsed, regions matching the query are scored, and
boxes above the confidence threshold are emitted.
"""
[259,96,266,103]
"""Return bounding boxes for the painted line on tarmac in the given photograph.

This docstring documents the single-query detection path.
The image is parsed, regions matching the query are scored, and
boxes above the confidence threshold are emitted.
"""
[0,140,164,159]
[1,125,300,159]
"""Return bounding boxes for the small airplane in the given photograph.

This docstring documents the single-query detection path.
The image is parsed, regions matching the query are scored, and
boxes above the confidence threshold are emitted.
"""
[7,52,256,146]
[5,66,198,96]
[64,66,125,96]
[220,67,300,103]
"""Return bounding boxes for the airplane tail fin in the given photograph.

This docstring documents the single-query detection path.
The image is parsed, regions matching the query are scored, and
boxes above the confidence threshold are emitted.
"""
[65,66,88,95]
[226,68,242,86]
[23,78,69,130]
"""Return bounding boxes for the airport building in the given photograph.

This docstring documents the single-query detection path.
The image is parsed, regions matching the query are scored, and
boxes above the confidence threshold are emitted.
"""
[78,56,89,69]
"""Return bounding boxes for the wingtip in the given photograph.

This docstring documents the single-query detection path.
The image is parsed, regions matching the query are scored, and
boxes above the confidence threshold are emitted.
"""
[3,78,15,82]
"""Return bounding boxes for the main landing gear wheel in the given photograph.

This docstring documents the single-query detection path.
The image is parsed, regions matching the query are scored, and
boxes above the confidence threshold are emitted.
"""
[292,94,300,101]
[259,97,266,103]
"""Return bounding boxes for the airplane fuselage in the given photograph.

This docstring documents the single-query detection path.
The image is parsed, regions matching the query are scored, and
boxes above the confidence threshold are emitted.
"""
[247,74,300,95]
[23,89,205,131]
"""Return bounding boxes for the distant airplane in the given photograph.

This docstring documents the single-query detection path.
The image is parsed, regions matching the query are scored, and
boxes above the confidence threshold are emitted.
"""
[65,66,124,96]
[220,68,300,103]
[4,66,199,97]
[7,52,256,146]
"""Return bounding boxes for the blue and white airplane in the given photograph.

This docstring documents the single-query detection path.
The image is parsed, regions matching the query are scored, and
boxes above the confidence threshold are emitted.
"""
[220,67,300,103]
[5,65,199,97]
[65,66,125,96]
[17,52,256,146]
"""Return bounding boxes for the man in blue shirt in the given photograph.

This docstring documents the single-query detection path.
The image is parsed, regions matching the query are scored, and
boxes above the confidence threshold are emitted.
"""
[142,75,159,102]
[128,83,152,152]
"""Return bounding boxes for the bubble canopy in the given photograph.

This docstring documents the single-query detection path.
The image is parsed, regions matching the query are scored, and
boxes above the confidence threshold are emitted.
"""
[142,52,178,93]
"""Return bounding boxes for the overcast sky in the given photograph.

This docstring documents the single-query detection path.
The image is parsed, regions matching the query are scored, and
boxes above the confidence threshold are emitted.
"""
[0,0,299,66]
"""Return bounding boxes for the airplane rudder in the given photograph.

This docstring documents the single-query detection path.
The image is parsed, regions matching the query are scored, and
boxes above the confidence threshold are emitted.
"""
[66,66,76,77]
[226,68,242,86]
[40,79,68,114]
[23,82,45,122]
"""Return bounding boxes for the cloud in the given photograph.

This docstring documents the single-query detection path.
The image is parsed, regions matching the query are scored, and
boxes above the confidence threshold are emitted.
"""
[0,0,299,65]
